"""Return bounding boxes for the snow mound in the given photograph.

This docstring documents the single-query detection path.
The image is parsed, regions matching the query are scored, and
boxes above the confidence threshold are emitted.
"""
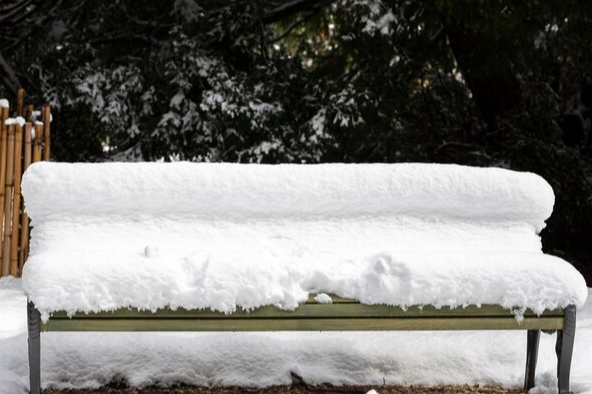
[22,162,553,231]
[23,250,587,320]
[20,162,586,317]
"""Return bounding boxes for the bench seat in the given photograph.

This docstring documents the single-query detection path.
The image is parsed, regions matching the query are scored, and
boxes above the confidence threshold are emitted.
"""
[41,307,566,332]
[40,297,566,332]
[28,299,577,394]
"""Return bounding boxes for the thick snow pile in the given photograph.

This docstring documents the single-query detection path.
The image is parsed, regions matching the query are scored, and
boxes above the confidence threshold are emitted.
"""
[2,280,592,393]
[0,99,9,108]
[22,162,553,229]
[23,250,587,320]
[21,162,587,318]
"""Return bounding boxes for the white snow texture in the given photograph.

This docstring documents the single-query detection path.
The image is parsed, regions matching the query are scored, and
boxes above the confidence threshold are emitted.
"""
[21,162,587,318]
[2,280,592,393]
[4,117,27,127]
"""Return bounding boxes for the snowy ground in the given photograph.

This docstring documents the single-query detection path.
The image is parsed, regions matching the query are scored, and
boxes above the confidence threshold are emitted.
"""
[0,277,591,394]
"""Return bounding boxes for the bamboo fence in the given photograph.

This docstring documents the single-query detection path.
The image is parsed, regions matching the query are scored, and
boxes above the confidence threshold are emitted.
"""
[0,88,51,278]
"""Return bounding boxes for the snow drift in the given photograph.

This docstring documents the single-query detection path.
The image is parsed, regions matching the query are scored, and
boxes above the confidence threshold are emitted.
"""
[20,162,587,318]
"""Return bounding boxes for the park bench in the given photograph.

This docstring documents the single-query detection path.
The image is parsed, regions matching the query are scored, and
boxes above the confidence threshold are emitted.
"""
[21,162,586,394]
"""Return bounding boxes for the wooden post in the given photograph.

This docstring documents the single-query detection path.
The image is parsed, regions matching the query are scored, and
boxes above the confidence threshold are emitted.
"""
[1,124,15,277]
[33,123,43,163]
[25,105,34,122]
[19,123,33,271]
[0,108,9,268]
[17,89,25,117]
[0,105,6,127]
[42,106,50,161]
[10,123,23,276]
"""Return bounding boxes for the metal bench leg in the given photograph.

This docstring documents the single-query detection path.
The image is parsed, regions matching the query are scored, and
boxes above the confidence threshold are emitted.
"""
[556,305,576,394]
[27,301,41,394]
[524,329,540,391]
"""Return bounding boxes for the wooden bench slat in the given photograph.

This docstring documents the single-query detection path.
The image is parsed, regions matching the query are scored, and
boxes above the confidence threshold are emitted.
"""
[305,295,356,304]
[41,315,564,332]
[46,303,564,321]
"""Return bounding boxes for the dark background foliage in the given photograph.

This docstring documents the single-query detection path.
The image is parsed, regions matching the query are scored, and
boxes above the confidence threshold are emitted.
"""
[1,0,591,283]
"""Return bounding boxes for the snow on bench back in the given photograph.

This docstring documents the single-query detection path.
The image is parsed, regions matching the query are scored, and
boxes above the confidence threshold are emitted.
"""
[23,162,553,228]
[20,162,587,318]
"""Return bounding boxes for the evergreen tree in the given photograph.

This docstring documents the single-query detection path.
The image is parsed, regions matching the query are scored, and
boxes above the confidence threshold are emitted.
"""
[1,0,592,282]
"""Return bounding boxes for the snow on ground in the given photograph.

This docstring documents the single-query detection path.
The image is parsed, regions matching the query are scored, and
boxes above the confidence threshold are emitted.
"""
[0,278,591,394]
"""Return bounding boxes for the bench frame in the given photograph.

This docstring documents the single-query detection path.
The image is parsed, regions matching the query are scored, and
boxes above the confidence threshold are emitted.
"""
[27,297,576,394]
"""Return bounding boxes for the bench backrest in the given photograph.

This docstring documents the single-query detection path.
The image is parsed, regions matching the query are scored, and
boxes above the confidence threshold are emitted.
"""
[23,162,553,223]
[21,162,554,258]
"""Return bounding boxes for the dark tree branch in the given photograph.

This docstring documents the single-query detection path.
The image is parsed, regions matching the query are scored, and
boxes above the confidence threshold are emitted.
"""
[0,0,59,93]
[0,0,36,15]
[3,0,63,52]
[0,0,40,24]
[251,0,270,59]
[0,50,20,94]
[89,33,163,47]
[271,10,318,43]
[262,0,335,24]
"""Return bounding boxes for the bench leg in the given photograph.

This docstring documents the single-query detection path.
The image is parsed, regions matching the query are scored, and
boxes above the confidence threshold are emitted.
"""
[27,301,41,394]
[524,329,540,391]
[556,305,576,394]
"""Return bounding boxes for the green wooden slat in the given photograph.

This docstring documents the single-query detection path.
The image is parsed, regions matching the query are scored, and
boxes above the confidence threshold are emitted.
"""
[48,304,564,320]
[43,297,565,333]
[305,295,356,304]
[41,316,564,332]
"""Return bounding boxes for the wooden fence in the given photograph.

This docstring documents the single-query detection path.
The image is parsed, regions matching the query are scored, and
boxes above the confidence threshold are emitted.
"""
[0,88,51,278]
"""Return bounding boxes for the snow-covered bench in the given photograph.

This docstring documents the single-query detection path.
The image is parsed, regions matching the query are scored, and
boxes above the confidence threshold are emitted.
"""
[21,163,587,394]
